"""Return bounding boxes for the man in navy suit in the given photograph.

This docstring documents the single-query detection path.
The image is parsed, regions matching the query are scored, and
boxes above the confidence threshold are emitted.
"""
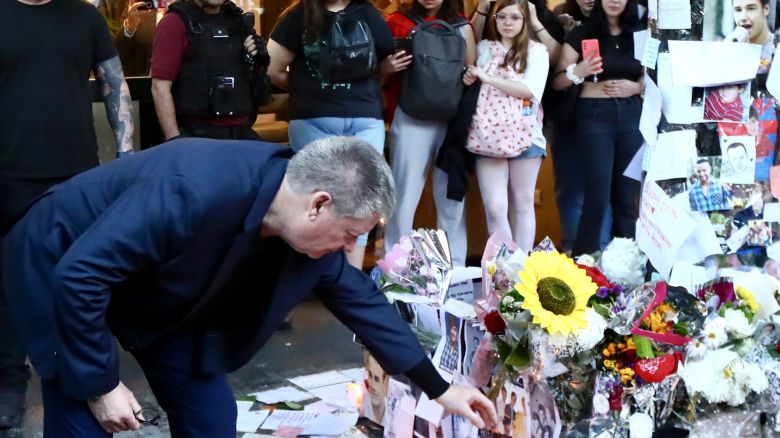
[2,137,497,436]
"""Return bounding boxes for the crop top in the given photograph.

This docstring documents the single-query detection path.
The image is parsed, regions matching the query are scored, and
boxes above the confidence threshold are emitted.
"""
[565,25,642,82]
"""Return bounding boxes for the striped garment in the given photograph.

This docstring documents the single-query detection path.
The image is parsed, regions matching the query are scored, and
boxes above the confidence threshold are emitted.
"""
[704,92,744,122]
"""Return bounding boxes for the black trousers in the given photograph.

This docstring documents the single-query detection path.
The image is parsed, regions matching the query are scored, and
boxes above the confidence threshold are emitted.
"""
[0,176,70,388]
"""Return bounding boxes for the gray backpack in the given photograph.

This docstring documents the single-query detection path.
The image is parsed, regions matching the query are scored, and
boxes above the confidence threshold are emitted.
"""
[398,15,467,121]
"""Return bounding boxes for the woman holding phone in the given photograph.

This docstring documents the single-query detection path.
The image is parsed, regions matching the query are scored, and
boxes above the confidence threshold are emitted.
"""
[267,0,395,268]
[551,0,644,255]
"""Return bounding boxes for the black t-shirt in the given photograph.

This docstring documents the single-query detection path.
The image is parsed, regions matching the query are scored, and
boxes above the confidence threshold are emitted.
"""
[0,0,117,179]
[270,1,393,120]
[566,25,642,82]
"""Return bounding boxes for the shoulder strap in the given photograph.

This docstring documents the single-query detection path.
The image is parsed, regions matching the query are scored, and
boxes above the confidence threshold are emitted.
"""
[167,0,204,45]
[401,10,426,25]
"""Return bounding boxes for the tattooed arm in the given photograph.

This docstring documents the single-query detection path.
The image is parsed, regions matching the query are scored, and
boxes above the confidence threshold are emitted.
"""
[94,56,135,153]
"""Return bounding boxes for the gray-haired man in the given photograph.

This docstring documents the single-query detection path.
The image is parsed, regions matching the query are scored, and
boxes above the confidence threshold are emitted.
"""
[2,137,497,435]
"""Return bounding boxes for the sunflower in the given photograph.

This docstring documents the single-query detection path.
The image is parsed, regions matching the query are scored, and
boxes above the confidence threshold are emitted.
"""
[515,251,598,335]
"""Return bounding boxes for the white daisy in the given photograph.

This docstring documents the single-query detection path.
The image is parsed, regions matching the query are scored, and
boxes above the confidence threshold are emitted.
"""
[576,308,607,351]
[702,317,728,348]
[685,339,709,360]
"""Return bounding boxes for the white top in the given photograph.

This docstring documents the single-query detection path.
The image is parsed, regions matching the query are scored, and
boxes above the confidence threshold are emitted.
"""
[476,39,549,149]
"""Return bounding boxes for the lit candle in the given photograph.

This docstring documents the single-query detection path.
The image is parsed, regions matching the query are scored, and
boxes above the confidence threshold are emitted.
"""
[346,382,363,412]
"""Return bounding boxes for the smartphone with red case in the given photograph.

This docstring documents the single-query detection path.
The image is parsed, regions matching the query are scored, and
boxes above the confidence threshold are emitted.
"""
[581,38,600,59]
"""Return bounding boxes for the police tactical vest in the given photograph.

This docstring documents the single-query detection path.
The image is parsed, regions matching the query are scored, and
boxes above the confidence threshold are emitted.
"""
[168,1,254,118]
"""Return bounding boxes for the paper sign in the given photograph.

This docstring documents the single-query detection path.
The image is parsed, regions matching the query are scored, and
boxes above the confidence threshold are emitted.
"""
[261,410,318,430]
[726,226,750,252]
[301,411,359,435]
[624,143,646,181]
[647,0,657,19]
[675,212,724,265]
[669,262,711,295]
[657,53,704,124]
[236,410,271,433]
[767,44,780,101]
[764,203,780,222]
[288,371,351,390]
[237,400,255,412]
[337,367,365,383]
[307,382,351,408]
[252,387,313,404]
[658,0,691,29]
[646,130,697,181]
[640,73,662,147]
[641,37,661,69]
[634,29,649,61]
[733,269,780,319]
[636,181,697,278]
[668,41,762,87]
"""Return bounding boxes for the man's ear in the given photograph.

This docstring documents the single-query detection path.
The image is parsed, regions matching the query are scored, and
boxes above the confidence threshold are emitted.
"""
[307,191,333,220]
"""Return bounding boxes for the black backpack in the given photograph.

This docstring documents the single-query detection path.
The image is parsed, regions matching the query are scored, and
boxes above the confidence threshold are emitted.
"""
[318,4,377,83]
[398,14,467,121]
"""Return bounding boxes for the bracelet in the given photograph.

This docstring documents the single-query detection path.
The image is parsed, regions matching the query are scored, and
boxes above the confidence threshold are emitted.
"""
[123,19,137,38]
[476,9,488,16]
[565,63,584,85]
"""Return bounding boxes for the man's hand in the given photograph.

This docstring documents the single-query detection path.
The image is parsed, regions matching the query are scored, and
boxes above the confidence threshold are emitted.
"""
[434,385,498,430]
[86,381,143,433]
[244,34,258,57]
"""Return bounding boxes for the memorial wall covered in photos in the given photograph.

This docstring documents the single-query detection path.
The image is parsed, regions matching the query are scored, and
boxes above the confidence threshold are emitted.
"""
[362,0,780,435]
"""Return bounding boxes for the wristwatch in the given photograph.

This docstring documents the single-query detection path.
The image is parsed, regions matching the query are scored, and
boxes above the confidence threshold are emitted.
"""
[565,63,585,85]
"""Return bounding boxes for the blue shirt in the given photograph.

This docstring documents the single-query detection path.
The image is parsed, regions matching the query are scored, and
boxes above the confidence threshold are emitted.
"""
[689,178,733,211]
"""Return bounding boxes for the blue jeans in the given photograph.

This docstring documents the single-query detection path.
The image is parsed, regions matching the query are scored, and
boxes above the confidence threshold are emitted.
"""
[550,127,612,252]
[572,97,642,255]
[288,117,386,246]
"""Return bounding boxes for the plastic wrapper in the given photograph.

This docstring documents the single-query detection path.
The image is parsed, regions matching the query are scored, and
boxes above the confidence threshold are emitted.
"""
[588,373,628,438]
[630,283,707,345]
[377,229,453,305]
[687,409,761,437]
[469,336,498,388]
[474,231,525,320]
[608,282,658,336]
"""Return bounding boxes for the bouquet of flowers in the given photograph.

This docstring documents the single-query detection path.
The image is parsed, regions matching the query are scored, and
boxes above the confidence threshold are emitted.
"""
[376,229,453,305]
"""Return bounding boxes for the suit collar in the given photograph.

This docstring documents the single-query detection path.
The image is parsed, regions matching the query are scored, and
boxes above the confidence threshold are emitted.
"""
[242,149,292,233]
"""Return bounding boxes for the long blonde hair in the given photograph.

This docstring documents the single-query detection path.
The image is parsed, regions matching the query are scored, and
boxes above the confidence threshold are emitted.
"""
[486,0,531,73]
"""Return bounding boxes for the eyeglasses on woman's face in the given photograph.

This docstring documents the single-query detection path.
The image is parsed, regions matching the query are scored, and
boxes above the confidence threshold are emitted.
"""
[495,12,524,21]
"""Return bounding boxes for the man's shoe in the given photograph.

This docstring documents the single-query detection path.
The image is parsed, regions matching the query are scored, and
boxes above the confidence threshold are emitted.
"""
[0,389,25,429]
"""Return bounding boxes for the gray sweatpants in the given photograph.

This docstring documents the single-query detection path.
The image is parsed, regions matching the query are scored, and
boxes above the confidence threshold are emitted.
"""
[383,107,467,267]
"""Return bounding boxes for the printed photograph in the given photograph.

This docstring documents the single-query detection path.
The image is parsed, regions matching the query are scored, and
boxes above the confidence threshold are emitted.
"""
[703,82,752,123]
[688,157,735,211]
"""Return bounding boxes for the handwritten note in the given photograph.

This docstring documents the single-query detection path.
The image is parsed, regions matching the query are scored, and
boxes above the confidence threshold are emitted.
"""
[658,0,691,29]
[646,130,697,181]
[636,181,697,278]
[641,37,661,69]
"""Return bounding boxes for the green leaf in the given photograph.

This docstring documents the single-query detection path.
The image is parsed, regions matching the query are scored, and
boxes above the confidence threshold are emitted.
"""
[591,302,612,319]
[236,394,256,402]
[276,401,304,411]
[672,322,689,336]
[633,334,655,359]
[504,341,531,369]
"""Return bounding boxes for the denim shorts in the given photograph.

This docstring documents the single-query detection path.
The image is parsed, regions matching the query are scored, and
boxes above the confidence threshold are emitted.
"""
[511,144,547,160]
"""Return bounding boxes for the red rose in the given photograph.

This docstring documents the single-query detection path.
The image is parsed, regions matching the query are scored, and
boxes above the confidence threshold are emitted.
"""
[608,386,623,411]
[775,343,780,355]
[484,310,506,335]
[633,354,678,383]
[576,264,612,288]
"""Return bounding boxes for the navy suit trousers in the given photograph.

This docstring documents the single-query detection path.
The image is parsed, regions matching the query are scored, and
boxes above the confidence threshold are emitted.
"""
[41,331,237,437]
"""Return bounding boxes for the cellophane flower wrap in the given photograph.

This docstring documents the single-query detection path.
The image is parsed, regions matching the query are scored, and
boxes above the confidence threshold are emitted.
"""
[377,229,453,305]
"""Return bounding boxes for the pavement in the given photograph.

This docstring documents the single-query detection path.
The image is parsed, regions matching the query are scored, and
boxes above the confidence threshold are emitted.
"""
[0,299,365,437]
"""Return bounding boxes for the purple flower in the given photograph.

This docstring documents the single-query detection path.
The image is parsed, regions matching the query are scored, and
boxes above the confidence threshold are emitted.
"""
[597,287,610,299]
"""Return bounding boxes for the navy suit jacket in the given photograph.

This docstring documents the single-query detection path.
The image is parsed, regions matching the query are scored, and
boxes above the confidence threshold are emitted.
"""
[3,139,426,400]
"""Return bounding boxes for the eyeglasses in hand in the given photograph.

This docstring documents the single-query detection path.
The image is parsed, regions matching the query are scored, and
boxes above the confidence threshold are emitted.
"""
[134,407,161,426]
